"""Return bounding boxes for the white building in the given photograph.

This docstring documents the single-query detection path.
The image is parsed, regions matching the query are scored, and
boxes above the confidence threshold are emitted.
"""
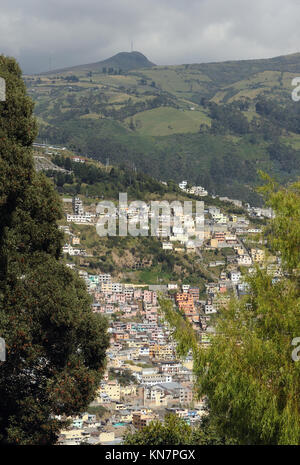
[168,283,178,290]
[230,271,242,283]
[66,213,94,224]
[179,181,188,190]
[98,274,112,283]
[187,186,208,196]
[237,255,253,266]
[112,283,123,293]
[205,303,217,315]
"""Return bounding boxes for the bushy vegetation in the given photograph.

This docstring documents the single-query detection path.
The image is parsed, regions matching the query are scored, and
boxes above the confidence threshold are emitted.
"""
[123,413,236,445]
[47,156,173,200]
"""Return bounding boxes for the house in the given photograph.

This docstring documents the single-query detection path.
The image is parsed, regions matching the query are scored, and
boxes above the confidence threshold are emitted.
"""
[58,428,89,445]
[132,411,159,430]
[162,242,173,250]
[71,156,85,163]
[175,293,196,315]
[182,284,190,293]
[230,271,241,283]
[237,255,252,266]
[179,181,188,190]
[168,283,178,291]
[188,287,200,301]
[204,302,217,315]
[251,248,265,263]
[72,236,80,245]
[186,241,196,252]
[99,431,115,444]
[98,381,121,401]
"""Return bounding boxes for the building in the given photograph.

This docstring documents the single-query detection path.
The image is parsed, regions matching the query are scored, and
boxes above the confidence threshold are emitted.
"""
[162,242,173,250]
[237,255,252,266]
[230,271,241,283]
[132,411,158,430]
[175,293,196,315]
[98,381,121,401]
[179,181,188,191]
[188,287,200,301]
[251,248,265,263]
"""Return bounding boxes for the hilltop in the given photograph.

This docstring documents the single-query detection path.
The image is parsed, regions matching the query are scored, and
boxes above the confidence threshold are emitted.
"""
[41,51,155,75]
[25,51,300,204]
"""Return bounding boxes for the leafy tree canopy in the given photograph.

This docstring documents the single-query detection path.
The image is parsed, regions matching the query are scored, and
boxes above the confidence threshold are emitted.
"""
[160,177,300,445]
[0,56,109,444]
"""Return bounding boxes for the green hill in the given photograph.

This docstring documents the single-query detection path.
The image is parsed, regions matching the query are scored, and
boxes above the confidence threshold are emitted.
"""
[24,51,300,204]
[41,51,155,75]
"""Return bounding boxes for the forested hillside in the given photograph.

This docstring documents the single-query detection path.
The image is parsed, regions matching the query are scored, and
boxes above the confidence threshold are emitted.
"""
[25,51,300,204]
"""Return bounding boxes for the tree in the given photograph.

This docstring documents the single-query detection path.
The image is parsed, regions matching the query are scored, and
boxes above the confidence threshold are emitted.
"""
[0,56,109,444]
[64,157,72,171]
[123,412,235,445]
[129,118,135,131]
[160,177,300,445]
[123,413,193,445]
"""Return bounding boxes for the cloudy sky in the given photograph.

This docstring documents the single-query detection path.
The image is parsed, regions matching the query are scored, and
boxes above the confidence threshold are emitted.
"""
[1,0,300,74]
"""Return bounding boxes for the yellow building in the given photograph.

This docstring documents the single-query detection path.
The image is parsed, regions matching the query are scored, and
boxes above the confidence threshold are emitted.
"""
[120,384,137,397]
[149,344,174,360]
[132,411,158,430]
[210,238,219,248]
[119,412,133,423]
[59,429,88,444]
[251,248,265,263]
[99,431,115,443]
[98,381,121,401]
[101,282,113,293]
[204,230,212,240]
[213,294,230,310]
[234,246,244,256]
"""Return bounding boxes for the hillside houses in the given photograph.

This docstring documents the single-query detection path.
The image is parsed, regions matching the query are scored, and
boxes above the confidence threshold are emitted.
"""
[56,185,279,444]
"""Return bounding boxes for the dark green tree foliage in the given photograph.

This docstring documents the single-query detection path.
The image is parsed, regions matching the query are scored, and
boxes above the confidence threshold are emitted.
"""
[108,368,136,386]
[267,142,300,173]
[0,56,109,444]
[49,156,169,200]
[208,102,250,135]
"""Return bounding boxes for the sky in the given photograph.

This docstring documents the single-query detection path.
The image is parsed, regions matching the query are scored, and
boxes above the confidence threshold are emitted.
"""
[1,0,300,74]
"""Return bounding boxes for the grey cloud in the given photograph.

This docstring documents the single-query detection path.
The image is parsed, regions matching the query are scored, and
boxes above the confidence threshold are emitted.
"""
[0,0,299,74]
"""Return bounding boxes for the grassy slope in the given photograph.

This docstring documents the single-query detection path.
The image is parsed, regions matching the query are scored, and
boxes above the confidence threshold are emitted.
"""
[125,107,211,136]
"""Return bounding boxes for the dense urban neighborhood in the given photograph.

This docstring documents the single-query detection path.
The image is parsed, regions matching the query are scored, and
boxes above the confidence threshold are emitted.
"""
[34,146,283,445]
